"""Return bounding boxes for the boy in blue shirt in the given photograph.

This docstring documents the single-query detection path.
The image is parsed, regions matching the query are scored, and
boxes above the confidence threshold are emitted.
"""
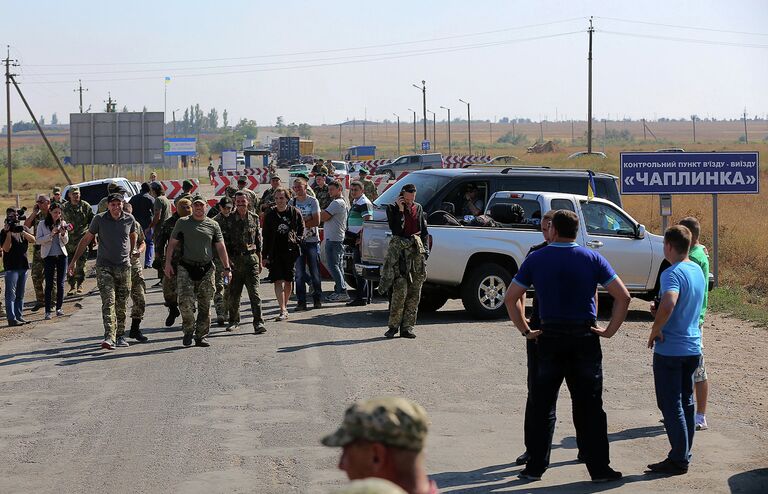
[647,225,705,476]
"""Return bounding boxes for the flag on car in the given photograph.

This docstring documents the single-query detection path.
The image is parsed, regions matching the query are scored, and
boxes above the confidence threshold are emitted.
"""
[587,170,596,201]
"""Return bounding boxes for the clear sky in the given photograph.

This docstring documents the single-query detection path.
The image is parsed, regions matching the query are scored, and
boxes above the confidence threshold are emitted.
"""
[3,0,767,125]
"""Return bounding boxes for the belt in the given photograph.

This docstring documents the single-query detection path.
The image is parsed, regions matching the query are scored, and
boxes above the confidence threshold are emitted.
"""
[540,319,596,327]
[233,249,259,256]
[180,259,212,267]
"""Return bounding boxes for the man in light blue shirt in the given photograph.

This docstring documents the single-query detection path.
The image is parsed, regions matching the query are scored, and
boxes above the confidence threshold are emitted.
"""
[647,225,705,476]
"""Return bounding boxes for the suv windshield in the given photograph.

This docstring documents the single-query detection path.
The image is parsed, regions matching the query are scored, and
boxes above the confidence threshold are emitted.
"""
[374,173,452,208]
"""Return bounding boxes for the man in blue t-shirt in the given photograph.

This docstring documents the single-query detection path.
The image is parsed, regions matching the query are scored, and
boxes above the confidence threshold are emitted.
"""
[504,209,631,483]
[646,225,704,476]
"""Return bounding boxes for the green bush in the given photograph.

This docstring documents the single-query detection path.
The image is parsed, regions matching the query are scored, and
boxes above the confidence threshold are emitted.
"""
[496,132,529,145]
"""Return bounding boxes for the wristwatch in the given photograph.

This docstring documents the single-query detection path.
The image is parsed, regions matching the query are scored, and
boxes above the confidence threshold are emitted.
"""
[522,329,531,337]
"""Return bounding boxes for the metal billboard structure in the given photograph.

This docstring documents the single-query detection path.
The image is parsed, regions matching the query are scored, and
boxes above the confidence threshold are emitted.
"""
[70,112,165,165]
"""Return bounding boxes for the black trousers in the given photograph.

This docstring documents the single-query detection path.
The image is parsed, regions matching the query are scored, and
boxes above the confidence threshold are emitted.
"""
[527,329,609,475]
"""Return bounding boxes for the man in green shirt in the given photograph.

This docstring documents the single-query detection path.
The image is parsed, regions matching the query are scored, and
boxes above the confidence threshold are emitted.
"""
[679,217,710,431]
[165,195,231,347]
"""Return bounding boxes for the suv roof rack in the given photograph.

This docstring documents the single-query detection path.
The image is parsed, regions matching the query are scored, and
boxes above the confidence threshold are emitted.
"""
[498,166,551,173]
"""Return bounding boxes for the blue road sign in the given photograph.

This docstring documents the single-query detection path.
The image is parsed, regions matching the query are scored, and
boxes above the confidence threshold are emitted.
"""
[620,152,759,195]
[421,140,430,151]
[164,137,197,156]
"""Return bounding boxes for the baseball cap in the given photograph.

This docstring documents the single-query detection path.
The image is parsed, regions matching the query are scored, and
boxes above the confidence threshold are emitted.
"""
[106,192,123,203]
[150,181,163,192]
[321,397,429,451]
[218,196,233,207]
[182,179,194,189]
[269,173,280,180]
[191,194,207,204]
[237,176,247,183]
[70,186,81,194]
[359,167,369,174]
[335,479,407,494]
[51,186,62,194]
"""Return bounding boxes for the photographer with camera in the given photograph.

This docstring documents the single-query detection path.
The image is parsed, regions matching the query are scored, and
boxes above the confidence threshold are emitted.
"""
[35,202,70,320]
[2,207,35,326]
[24,194,54,311]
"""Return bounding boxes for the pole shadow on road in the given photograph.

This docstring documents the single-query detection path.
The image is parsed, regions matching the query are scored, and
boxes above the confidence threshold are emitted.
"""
[552,425,666,451]
[288,308,475,329]
[431,460,652,493]
[277,336,390,353]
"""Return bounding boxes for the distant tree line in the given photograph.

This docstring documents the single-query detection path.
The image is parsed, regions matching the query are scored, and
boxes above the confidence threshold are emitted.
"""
[274,116,312,138]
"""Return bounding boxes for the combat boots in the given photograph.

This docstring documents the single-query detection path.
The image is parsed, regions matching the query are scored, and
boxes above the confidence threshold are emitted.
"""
[128,318,149,343]
[400,327,416,339]
[165,304,180,327]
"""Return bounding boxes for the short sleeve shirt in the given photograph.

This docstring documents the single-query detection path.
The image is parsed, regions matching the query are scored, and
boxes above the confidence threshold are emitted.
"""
[655,261,705,357]
[171,216,223,263]
[153,195,172,225]
[688,244,709,326]
[513,242,617,321]
[323,198,348,242]
[88,212,137,267]
[347,195,373,233]
[292,196,320,242]
[1,229,30,270]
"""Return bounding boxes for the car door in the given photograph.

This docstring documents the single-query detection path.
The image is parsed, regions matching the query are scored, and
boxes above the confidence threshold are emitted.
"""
[579,200,652,290]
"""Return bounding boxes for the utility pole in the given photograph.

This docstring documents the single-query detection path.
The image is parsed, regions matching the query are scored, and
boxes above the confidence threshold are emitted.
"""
[440,106,451,155]
[489,120,493,144]
[338,122,342,159]
[427,110,436,150]
[4,46,18,193]
[363,107,367,146]
[571,120,575,144]
[105,92,116,112]
[743,107,749,144]
[587,16,594,153]
[459,99,471,155]
[393,113,401,156]
[642,118,647,140]
[413,81,427,141]
[539,120,544,142]
[691,114,697,142]
[74,79,88,114]
[408,108,417,152]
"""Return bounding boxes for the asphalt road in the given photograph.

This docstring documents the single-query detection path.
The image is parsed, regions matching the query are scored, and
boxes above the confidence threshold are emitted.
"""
[0,267,766,493]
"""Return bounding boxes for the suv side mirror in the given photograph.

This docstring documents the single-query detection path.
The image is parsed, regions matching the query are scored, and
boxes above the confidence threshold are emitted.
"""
[636,224,646,239]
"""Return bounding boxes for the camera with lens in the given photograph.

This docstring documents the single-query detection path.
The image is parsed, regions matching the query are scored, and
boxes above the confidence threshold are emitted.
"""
[4,207,27,233]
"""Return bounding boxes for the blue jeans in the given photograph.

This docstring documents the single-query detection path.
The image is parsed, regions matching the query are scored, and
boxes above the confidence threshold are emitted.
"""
[294,241,322,304]
[144,228,154,267]
[44,254,68,312]
[4,269,28,322]
[653,353,700,465]
[325,240,346,294]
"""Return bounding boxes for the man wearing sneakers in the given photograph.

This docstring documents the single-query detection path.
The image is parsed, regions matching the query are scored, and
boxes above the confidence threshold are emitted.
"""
[678,217,711,432]
[165,195,231,347]
[291,177,323,310]
[68,193,138,350]
[504,210,631,483]
[321,180,349,303]
[646,225,705,476]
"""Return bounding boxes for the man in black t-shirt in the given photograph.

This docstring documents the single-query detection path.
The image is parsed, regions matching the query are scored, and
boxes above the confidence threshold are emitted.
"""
[2,208,37,325]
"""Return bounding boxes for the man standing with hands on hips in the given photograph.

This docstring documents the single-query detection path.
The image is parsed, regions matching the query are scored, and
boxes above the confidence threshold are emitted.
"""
[165,195,231,347]
[504,209,630,483]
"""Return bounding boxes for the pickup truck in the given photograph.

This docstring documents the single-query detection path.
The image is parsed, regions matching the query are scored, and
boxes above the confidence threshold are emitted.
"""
[356,190,669,319]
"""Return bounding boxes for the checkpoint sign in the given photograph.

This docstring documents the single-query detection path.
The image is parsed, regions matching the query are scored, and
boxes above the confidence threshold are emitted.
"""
[421,140,431,151]
[621,152,759,195]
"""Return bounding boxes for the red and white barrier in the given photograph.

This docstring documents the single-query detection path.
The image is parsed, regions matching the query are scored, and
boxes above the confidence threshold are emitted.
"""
[159,179,198,199]
[212,175,261,196]
[216,168,267,177]
[442,155,492,167]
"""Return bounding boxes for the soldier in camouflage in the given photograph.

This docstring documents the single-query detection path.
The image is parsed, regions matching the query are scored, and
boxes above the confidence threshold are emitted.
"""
[223,192,266,334]
[236,176,259,213]
[321,397,436,494]
[212,196,233,326]
[173,179,195,206]
[378,184,429,340]
[122,203,149,342]
[97,181,125,213]
[165,195,230,347]
[312,172,332,211]
[69,193,138,350]
[359,168,379,202]
[154,198,192,326]
[259,174,282,217]
[24,194,53,310]
[62,186,94,295]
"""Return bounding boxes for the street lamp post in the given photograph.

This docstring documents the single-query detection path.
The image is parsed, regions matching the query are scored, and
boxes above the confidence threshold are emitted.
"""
[412,81,427,142]
[392,113,401,156]
[407,108,417,152]
[426,110,436,150]
[459,99,471,155]
[440,106,451,155]
[172,108,180,136]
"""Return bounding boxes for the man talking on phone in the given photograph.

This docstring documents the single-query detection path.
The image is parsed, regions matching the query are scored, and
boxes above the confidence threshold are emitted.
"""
[378,184,429,339]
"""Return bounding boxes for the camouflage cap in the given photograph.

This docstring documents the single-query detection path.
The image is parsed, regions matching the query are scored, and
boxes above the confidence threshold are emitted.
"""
[70,186,81,194]
[225,185,238,197]
[321,397,429,451]
[191,194,207,204]
[333,478,407,494]
[51,186,62,194]
[182,179,194,190]
[107,180,120,192]
[269,173,280,180]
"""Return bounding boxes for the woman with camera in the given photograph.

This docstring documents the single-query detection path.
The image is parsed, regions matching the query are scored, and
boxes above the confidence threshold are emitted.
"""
[2,207,36,326]
[35,202,70,320]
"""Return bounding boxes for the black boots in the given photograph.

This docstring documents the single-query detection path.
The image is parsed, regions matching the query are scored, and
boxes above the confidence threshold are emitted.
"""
[128,318,148,343]
[165,305,180,327]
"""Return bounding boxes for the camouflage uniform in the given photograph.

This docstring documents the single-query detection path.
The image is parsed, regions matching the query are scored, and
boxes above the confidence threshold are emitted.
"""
[155,213,182,307]
[378,236,427,332]
[97,265,132,342]
[237,187,259,213]
[361,178,379,201]
[173,191,192,206]
[312,184,332,211]
[62,199,94,290]
[129,221,146,320]
[176,263,215,339]
[212,212,230,322]
[259,187,278,213]
[223,210,265,330]
[30,210,55,305]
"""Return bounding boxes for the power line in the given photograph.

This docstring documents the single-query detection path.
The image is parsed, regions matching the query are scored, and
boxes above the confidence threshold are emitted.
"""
[23,17,585,67]
[600,30,768,49]
[595,16,768,37]
[20,31,582,85]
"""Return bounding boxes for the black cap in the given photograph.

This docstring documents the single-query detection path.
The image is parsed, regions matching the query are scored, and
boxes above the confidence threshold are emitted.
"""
[107,193,124,203]
[401,183,417,193]
[219,196,233,207]
[182,179,194,190]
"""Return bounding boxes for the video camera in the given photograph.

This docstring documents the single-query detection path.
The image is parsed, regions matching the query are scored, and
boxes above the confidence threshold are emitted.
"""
[5,207,27,233]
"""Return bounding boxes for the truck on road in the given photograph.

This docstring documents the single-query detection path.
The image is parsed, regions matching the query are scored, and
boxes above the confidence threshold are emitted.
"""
[356,187,668,319]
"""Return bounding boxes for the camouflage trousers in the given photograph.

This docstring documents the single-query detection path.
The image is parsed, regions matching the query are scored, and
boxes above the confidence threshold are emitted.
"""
[162,265,178,307]
[129,261,146,320]
[387,251,427,330]
[227,253,264,328]
[96,265,132,342]
[66,243,88,288]
[177,263,215,338]
[213,258,230,320]
[32,249,56,304]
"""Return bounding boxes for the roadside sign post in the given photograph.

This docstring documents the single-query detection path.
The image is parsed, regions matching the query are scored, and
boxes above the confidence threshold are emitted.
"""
[421,140,430,152]
[659,194,672,232]
[621,152,760,288]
